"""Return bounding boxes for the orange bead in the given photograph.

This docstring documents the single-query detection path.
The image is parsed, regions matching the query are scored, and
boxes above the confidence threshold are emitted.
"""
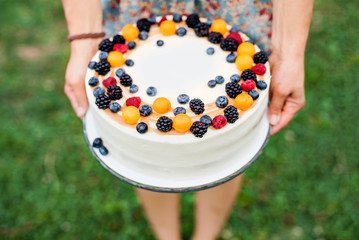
[235,55,254,71]
[234,93,254,111]
[210,19,227,35]
[237,42,256,58]
[122,106,140,125]
[160,20,177,36]
[122,24,140,42]
[107,51,125,67]
[153,97,172,114]
[173,114,192,133]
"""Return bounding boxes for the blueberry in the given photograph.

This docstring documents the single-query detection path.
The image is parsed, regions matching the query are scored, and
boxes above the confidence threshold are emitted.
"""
[88,61,97,69]
[125,59,134,67]
[215,76,225,84]
[173,14,182,23]
[246,39,255,44]
[139,105,153,117]
[148,17,157,24]
[230,74,241,83]
[174,107,186,116]
[206,19,214,26]
[116,68,126,78]
[99,146,109,156]
[136,122,148,134]
[177,94,190,104]
[88,76,99,86]
[216,96,228,108]
[127,41,136,49]
[230,26,240,33]
[99,51,108,61]
[92,138,103,148]
[248,89,259,100]
[146,86,157,96]
[157,40,164,47]
[200,115,212,126]
[208,80,217,88]
[206,47,215,55]
[226,53,237,63]
[139,31,148,40]
[129,84,139,93]
[109,102,121,113]
[93,87,105,97]
[256,80,267,90]
[176,27,187,37]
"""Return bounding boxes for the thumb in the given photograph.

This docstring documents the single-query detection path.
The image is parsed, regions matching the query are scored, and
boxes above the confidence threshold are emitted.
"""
[72,81,88,119]
[268,89,286,126]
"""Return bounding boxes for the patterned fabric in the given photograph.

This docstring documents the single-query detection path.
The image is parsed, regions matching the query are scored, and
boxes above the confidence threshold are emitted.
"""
[102,0,273,53]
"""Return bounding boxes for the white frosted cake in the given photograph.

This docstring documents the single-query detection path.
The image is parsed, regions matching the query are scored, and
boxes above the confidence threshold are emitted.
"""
[85,14,271,186]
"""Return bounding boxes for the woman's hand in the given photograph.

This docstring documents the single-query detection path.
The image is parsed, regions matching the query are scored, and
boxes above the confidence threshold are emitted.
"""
[268,52,306,135]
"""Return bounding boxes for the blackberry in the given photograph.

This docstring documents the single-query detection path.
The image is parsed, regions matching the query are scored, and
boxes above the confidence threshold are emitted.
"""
[137,18,152,32]
[119,73,133,86]
[241,69,257,81]
[194,23,210,37]
[95,60,111,75]
[156,116,173,132]
[224,105,239,123]
[98,39,114,52]
[107,84,123,100]
[253,51,268,64]
[95,95,111,109]
[220,38,239,52]
[225,82,242,98]
[186,13,200,28]
[208,32,223,44]
[190,121,208,138]
[189,99,205,115]
[113,34,125,44]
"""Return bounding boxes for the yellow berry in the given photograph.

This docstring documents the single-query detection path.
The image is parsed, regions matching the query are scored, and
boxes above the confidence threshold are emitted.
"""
[235,55,254,71]
[210,19,227,35]
[107,51,125,67]
[237,42,256,58]
[234,93,254,111]
[122,106,140,125]
[153,97,172,114]
[173,114,192,133]
[122,24,139,42]
[160,20,176,36]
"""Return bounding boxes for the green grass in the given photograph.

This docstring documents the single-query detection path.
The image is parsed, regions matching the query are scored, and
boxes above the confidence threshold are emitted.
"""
[1,0,358,239]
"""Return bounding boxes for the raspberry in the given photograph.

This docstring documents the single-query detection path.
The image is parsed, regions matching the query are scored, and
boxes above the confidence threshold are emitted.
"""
[208,32,223,44]
[120,73,133,86]
[137,18,152,32]
[103,77,117,88]
[186,13,200,28]
[95,95,111,109]
[107,84,123,100]
[241,80,256,92]
[220,38,239,51]
[158,16,168,26]
[98,39,114,52]
[113,34,126,44]
[126,97,141,108]
[251,63,267,75]
[189,98,205,115]
[224,105,239,123]
[212,115,227,129]
[225,82,242,98]
[226,32,243,45]
[194,23,210,37]
[241,69,257,81]
[156,116,173,132]
[95,60,111,75]
[253,51,268,64]
[113,44,129,54]
[190,121,208,138]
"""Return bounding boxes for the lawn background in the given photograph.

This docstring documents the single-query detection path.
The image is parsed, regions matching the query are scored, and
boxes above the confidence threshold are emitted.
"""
[0,0,358,239]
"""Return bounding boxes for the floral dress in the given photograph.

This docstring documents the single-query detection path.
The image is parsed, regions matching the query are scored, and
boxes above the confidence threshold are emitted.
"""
[102,0,273,53]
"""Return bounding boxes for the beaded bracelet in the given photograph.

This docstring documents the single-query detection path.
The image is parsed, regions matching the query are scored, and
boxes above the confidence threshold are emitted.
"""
[67,32,105,42]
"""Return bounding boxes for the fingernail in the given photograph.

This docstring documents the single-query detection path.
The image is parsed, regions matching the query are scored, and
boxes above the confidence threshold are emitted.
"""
[269,114,279,125]
[77,107,85,118]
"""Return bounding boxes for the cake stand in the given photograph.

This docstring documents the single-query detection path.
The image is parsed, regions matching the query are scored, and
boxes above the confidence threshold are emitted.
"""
[83,108,271,193]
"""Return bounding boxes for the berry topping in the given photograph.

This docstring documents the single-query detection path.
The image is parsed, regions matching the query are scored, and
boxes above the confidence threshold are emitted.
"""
[156,116,173,132]
[208,80,217,88]
[95,95,111,109]
[246,39,255,44]
[237,42,256,58]
[93,87,105,97]
[127,41,136,49]
[173,114,192,133]
[225,82,242,98]
[186,13,200,28]
[157,40,164,46]
[176,27,187,37]
[173,14,182,23]
[174,107,186,116]
[92,138,103,148]
[216,96,229,108]
[88,76,99,87]
[230,26,240,32]
[137,18,152,32]
[206,19,214,26]
[234,93,253,111]
[103,77,117,88]
[215,75,225,84]
[241,69,257,82]
[158,16,168,26]
[95,60,111,75]
[160,20,176,36]
[248,89,259,100]
[115,68,125,78]
[190,121,208,138]
[107,84,123,100]
[122,106,140,125]
[224,105,239,123]
[226,53,237,63]
[122,24,140,42]
[241,80,256,92]
[208,32,223,44]
[113,34,126,44]
[256,80,267,90]
[210,19,227,35]
[129,84,139,93]
[194,23,210,37]
[98,39,114,52]
[119,73,133,86]
[88,61,97,69]
[139,105,153,117]
[226,32,243,45]
[113,43,129,54]
[200,115,212,126]
[136,122,148,134]
[126,96,141,108]
[189,98,205,115]
[206,47,215,55]
[99,51,108,61]
[107,51,125,67]
[253,51,268,64]
[153,97,171,114]
[220,38,239,52]
[177,94,190,104]
[99,146,109,156]
[212,115,227,129]
[146,86,157,96]
[235,55,254,71]
[139,31,148,40]
[148,16,157,24]
[230,74,241,83]
[125,59,134,67]
[109,102,121,113]
[251,63,267,75]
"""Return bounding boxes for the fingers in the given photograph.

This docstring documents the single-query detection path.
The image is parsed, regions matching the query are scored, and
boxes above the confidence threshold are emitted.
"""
[64,75,88,119]
[268,87,287,126]
[270,102,297,135]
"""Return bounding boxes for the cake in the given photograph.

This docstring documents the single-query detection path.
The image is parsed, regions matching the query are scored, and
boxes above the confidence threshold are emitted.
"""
[84,14,271,186]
